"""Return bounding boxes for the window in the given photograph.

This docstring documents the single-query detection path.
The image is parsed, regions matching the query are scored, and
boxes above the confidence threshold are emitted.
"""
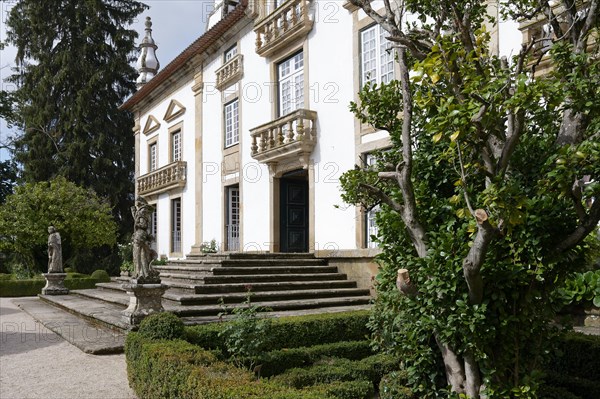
[226,185,240,251]
[224,45,237,62]
[360,24,394,86]
[171,129,182,162]
[149,142,157,171]
[149,208,157,251]
[278,52,304,117]
[364,154,380,248]
[224,99,239,147]
[171,198,181,253]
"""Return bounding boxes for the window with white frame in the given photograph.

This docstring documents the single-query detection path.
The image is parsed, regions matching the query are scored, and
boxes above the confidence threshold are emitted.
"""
[278,51,304,117]
[365,153,380,248]
[149,208,157,251]
[224,45,237,62]
[171,129,182,162]
[171,198,181,253]
[360,24,395,86]
[224,99,239,147]
[149,142,157,171]
[226,185,240,251]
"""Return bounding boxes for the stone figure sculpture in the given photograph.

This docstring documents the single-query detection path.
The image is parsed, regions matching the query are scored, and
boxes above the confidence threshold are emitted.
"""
[47,226,63,273]
[131,197,159,283]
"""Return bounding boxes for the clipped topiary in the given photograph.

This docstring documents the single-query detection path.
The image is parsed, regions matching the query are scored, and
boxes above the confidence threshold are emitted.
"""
[90,269,110,282]
[379,371,412,399]
[138,312,184,340]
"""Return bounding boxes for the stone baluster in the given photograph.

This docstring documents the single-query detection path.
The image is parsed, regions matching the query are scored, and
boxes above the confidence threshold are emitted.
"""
[268,128,275,148]
[259,132,267,152]
[251,135,258,154]
[296,115,305,140]
[287,120,294,142]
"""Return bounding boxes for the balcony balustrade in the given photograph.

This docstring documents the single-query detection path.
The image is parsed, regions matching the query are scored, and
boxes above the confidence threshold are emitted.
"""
[254,0,313,57]
[250,108,317,166]
[137,161,187,196]
[215,54,244,91]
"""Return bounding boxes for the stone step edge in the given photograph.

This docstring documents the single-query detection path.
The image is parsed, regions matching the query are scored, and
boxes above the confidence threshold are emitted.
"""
[13,297,126,355]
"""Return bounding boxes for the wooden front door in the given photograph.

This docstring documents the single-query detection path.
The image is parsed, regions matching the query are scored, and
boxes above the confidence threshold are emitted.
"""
[280,176,309,253]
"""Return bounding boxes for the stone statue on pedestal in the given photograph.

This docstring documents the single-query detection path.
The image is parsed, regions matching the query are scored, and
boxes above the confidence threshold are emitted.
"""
[130,197,159,283]
[47,226,63,273]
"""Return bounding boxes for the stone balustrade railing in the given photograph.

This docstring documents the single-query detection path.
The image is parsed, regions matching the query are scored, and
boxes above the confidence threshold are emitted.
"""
[137,161,187,196]
[250,108,317,165]
[215,54,244,90]
[254,0,313,57]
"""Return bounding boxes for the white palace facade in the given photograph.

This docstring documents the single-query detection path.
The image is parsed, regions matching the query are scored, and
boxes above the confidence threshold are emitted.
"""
[123,0,520,289]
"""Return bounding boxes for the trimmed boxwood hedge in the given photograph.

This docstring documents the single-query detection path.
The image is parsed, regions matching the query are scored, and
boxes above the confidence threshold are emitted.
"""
[542,372,600,399]
[547,331,600,382]
[0,273,109,297]
[185,310,370,351]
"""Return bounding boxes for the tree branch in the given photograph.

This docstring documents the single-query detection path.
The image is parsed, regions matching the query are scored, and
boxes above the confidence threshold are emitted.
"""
[552,198,600,255]
[436,336,466,394]
[358,182,403,213]
[463,209,495,305]
[396,268,417,296]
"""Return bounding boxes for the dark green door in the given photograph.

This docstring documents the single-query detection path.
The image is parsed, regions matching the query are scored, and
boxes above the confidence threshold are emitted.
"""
[280,176,308,253]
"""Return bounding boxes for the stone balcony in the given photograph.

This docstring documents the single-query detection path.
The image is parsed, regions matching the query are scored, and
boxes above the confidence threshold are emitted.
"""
[137,161,187,196]
[254,0,314,57]
[215,54,244,91]
[250,108,317,167]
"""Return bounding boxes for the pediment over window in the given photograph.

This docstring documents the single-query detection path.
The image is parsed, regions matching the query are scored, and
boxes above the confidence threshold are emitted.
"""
[163,99,186,123]
[143,115,161,135]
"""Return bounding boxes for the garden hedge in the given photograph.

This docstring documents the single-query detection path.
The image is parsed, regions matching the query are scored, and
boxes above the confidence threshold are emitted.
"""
[185,310,370,351]
[547,331,600,382]
[0,273,109,297]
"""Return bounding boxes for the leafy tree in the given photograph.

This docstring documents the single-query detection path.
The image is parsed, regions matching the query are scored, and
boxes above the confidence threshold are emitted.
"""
[5,0,147,236]
[0,177,117,274]
[343,0,600,397]
[0,160,18,203]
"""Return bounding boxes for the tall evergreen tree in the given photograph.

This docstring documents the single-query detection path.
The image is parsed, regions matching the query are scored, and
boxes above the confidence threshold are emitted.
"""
[5,0,147,236]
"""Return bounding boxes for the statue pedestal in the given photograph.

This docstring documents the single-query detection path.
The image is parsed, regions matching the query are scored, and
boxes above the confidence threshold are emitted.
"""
[121,282,168,326]
[42,273,69,295]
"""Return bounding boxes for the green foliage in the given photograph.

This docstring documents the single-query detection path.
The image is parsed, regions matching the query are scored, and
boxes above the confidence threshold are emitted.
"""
[5,0,147,238]
[90,269,110,282]
[200,239,218,254]
[0,272,107,297]
[557,270,600,308]
[256,340,373,377]
[218,295,273,369]
[0,177,117,274]
[542,371,600,399]
[185,310,370,351]
[0,160,18,204]
[138,312,185,341]
[546,332,600,382]
[309,380,375,399]
[379,371,413,399]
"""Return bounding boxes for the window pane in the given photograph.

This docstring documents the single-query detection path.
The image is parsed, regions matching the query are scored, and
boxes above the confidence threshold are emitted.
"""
[225,99,239,147]
[278,51,304,117]
[171,131,181,161]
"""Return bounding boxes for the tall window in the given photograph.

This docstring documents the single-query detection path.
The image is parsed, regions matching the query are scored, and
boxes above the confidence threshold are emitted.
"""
[360,24,394,86]
[149,142,157,171]
[224,45,237,62]
[149,208,157,251]
[224,99,239,147]
[171,198,181,253]
[364,154,380,248]
[171,130,182,162]
[226,185,240,251]
[278,52,304,117]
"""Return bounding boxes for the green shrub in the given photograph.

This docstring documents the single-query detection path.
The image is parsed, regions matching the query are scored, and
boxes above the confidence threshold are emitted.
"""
[64,267,74,273]
[379,371,413,399]
[64,277,104,290]
[548,332,600,381]
[90,269,110,282]
[65,272,88,279]
[538,385,582,399]
[0,273,13,280]
[185,310,370,351]
[138,312,185,341]
[309,380,374,399]
[258,340,374,377]
[543,371,600,399]
[0,279,45,296]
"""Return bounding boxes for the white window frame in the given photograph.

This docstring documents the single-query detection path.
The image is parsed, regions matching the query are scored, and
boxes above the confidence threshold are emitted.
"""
[278,51,304,117]
[365,153,380,248]
[171,129,182,162]
[226,185,240,251]
[360,24,395,86]
[224,45,237,62]
[149,142,157,172]
[149,208,157,251]
[171,198,182,254]
[224,99,239,148]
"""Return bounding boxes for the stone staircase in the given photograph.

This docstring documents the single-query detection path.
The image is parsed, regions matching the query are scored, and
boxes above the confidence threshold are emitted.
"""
[34,253,372,333]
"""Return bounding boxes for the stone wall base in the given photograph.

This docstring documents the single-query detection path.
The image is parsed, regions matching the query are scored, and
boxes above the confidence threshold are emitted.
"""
[42,273,69,295]
[121,283,168,326]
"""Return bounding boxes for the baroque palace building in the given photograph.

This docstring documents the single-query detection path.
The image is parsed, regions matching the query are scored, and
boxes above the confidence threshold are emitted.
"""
[123,0,521,290]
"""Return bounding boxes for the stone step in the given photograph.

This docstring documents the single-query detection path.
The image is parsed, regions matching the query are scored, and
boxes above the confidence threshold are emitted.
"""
[156,272,207,284]
[193,280,358,294]
[91,283,369,306]
[171,296,372,317]
[203,273,348,284]
[169,258,328,268]
[154,264,213,273]
[38,293,130,332]
[13,297,127,354]
[180,304,372,325]
[210,266,338,275]
[186,252,319,261]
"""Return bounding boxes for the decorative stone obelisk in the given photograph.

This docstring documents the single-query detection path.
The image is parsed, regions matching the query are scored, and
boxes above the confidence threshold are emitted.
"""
[135,16,160,89]
[122,197,168,326]
[42,226,69,295]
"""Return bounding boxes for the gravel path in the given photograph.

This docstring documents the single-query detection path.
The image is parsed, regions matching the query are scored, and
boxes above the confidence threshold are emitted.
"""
[0,297,136,399]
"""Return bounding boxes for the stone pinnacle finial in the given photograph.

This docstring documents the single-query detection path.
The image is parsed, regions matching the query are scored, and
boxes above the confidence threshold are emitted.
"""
[136,16,160,89]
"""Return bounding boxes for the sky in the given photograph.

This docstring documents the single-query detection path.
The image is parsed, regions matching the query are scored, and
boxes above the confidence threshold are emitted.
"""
[0,0,213,160]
